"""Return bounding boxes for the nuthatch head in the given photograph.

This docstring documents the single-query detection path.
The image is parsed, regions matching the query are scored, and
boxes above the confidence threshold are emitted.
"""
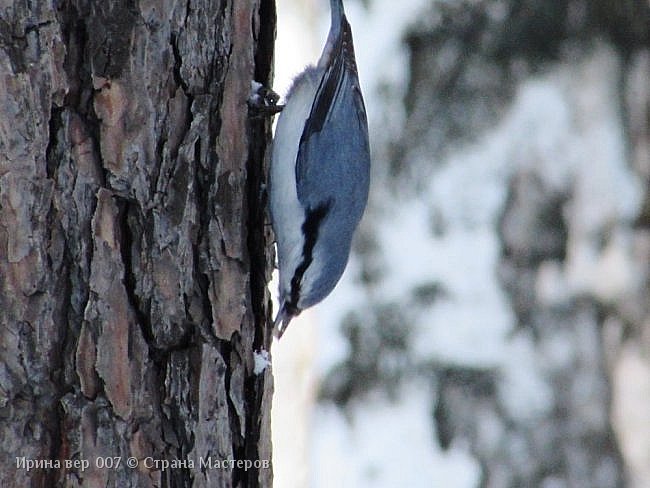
[270,0,370,337]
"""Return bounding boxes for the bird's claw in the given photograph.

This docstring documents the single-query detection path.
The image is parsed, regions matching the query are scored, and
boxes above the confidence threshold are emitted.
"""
[248,81,284,117]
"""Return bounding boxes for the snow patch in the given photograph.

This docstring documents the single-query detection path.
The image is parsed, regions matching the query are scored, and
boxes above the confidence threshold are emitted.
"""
[310,382,481,488]
[253,349,271,375]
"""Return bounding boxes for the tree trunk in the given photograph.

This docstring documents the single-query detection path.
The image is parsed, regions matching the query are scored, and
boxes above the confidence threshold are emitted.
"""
[316,1,648,486]
[0,1,276,486]
[403,2,649,487]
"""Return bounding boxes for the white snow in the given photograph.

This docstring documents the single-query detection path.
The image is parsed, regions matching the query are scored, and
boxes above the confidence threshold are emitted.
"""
[253,349,272,375]
[497,335,554,422]
[310,382,481,488]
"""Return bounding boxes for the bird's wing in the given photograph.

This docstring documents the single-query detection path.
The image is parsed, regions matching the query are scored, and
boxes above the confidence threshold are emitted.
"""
[295,17,370,223]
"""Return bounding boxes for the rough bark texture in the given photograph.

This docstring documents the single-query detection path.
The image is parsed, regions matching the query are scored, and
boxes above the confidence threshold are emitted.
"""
[0,0,276,486]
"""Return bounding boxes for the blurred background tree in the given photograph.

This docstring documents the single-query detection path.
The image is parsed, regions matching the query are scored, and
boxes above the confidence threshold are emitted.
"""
[273,1,649,487]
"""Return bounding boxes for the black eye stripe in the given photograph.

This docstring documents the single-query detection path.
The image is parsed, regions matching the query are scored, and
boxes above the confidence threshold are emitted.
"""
[289,201,333,309]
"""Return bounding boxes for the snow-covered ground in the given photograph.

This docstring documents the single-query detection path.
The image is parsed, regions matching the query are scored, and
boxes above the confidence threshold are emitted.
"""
[270,1,647,487]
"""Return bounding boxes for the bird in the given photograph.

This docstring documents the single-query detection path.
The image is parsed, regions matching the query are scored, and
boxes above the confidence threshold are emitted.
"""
[269,0,370,338]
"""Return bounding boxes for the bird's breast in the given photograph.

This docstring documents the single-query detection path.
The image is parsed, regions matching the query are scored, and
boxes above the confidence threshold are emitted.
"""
[270,68,323,299]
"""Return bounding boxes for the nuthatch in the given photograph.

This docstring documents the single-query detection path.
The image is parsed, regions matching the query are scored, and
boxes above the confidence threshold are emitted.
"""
[270,0,370,338]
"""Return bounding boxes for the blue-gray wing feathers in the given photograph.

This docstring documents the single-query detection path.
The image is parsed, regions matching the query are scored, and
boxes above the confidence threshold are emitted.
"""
[295,18,370,232]
[290,16,370,307]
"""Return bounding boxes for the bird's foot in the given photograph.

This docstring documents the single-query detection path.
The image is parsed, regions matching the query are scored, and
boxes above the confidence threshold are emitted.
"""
[248,81,284,117]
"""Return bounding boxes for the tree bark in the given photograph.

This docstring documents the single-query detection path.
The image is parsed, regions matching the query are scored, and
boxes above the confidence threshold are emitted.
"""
[0,0,276,486]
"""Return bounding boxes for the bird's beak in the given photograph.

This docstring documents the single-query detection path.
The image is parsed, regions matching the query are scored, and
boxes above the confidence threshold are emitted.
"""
[273,304,295,339]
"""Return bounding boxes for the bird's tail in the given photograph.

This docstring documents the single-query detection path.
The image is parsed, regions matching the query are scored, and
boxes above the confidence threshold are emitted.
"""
[319,0,347,69]
[330,0,345,24]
